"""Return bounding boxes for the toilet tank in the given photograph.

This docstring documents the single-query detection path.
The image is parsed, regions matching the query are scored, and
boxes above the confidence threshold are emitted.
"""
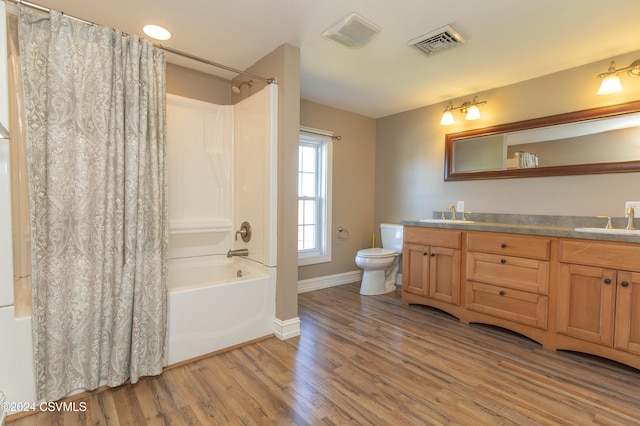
[380,223,403,252]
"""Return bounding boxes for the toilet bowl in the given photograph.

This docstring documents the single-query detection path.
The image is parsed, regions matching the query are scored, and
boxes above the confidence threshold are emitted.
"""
[356,223,403,295]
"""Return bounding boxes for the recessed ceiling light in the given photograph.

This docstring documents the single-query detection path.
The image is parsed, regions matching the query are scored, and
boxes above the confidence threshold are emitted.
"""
[143,24,171,41]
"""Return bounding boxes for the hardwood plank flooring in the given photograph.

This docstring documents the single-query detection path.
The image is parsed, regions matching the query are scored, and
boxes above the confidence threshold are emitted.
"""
[8,282,640,425]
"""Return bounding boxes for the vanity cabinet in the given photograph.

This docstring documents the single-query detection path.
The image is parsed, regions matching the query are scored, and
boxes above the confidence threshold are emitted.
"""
[465,232,550,329]
[557,240,640,356]
[402,225,640,370]
[402,227,461,305]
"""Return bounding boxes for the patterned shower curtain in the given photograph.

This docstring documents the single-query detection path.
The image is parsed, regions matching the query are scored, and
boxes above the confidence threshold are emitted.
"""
[18,7,168,401]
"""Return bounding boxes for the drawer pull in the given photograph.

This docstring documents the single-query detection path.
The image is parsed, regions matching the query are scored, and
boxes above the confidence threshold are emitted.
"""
[604,278,612,284]
[500,259,507,264]
[621,281,630,287]
[499,290,506,296]
[501,243,507,248]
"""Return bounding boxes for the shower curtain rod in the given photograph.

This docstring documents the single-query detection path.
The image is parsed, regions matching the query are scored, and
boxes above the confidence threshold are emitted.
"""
[158,45,276,84]
[10,0,278,84]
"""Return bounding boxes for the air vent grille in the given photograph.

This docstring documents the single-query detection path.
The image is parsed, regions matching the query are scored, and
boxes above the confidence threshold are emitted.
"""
[322,13,382,48]
[408,25,465,56]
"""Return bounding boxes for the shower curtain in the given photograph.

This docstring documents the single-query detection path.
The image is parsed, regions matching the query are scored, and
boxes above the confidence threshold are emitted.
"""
[18,7,168,401]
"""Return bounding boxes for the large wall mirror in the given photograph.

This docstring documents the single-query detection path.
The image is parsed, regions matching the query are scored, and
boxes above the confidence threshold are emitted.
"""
[444,101,640,181]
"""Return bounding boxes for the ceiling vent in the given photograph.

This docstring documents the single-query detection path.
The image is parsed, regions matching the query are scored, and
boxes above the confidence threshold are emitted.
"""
[408,24,465,56]
[322,13,382,48]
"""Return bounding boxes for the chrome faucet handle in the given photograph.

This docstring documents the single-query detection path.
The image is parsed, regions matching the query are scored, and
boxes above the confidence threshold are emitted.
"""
[596,215,614,229]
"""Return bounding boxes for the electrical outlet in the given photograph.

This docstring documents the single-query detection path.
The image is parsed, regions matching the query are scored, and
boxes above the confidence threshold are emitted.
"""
[456,200,465,212]
[625,201,640,218]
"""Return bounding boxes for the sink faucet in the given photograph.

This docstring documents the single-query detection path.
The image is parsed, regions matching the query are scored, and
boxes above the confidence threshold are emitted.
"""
[227,248,249,258]
[627,207,637,230]
[448,204,457,221]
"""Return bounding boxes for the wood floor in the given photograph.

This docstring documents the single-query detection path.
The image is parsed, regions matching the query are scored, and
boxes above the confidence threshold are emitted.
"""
[8,282,640,425]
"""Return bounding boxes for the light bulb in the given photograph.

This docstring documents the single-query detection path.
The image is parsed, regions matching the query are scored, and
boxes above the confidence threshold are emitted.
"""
[597,74,623,95]
[465,105,481,120]
[440,110,455,125]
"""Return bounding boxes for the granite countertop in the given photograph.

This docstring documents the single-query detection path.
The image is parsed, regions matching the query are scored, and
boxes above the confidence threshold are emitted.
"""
[401,212,640,243]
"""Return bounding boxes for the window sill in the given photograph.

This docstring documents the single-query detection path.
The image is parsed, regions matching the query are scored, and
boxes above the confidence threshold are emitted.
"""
[298,253,331,266]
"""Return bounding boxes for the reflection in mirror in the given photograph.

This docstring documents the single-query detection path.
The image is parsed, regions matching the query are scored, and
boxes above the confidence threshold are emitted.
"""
[444,101,640,181]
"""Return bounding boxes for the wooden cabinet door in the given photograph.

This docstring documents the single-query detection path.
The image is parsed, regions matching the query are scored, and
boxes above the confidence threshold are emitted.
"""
[428,247,461,305]
[557,264,616,346]
[615,272,640,355]
[403,244,429,297]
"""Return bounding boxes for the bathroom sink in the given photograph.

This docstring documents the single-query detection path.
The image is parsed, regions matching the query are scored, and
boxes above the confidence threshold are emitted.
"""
[420,219,475,224]
[574,227,640,236]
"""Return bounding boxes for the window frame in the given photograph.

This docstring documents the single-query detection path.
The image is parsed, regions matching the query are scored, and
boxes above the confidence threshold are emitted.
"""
[298,127,333,266]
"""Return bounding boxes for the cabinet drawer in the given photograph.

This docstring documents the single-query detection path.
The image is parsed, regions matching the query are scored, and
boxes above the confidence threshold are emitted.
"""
[466,282,548,329]
[404,227,461,249]
[559,240,640,272]
[466,252,549,294]
[467,232,551,260]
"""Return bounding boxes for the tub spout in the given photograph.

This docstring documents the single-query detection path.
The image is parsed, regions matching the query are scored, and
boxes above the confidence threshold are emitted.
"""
[227,248,249,258]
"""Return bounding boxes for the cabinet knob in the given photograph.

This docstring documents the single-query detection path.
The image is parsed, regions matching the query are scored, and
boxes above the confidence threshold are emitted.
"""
[499,290,506,296]
[501,243,507,248]
[423,251,427,256]
[430,253,436,257]
[621,281,630,287]
[604,278,612,284]
[500,259,507,264]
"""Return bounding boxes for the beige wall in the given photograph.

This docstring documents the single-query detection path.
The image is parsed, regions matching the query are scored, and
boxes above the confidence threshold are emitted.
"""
[299,100,376,281]
[242,44,301,322]
[375,49,640,228]
[166,63,231,103]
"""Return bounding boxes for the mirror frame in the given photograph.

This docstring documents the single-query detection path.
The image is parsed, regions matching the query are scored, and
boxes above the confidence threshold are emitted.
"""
[444,100,640,181]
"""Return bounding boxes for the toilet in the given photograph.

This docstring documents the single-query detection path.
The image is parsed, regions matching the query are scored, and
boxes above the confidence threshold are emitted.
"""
[355,223,404,295]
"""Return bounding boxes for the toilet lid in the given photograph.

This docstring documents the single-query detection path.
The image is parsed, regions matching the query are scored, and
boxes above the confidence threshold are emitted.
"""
[357,248,396,258]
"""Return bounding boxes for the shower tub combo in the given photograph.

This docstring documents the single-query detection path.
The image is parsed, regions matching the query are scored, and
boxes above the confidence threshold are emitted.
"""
[165,85,278,366]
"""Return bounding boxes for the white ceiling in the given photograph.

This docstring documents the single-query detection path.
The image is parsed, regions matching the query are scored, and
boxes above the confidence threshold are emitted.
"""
[27,0,640,118]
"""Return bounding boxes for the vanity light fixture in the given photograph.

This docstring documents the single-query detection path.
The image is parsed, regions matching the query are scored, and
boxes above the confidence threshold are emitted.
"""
[440,96,487,125]
[596,59,640,95]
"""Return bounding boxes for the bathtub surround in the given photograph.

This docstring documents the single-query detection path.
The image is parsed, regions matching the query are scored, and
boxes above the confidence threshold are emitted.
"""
[166,86,278,365]
[19,7,168,401]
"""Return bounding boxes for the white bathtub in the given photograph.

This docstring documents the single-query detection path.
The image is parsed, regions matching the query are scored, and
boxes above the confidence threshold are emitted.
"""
[167,255,275,365]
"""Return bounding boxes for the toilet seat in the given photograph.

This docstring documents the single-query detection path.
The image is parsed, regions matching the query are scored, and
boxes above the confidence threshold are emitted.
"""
[356,248,396,258]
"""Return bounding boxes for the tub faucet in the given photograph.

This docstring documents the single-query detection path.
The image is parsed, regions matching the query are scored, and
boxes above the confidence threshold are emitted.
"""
[448,204,458,221]
[627,207,637,230]
[227,248,249,258]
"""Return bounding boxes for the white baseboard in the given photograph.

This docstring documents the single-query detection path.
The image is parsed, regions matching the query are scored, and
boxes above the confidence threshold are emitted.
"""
[273,317,301,340]
[298,270,402,293]
[298,270,362,294]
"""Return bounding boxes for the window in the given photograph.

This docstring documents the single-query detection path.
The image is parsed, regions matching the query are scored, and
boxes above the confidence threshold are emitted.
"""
[298,128,332,265]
